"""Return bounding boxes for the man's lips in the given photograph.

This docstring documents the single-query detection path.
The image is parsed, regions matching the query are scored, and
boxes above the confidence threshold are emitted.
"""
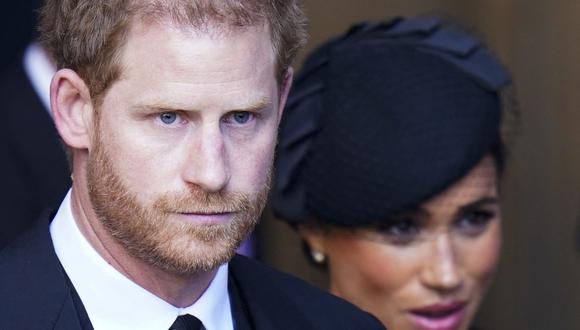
[408,301,467,330]
[176,212,235,224]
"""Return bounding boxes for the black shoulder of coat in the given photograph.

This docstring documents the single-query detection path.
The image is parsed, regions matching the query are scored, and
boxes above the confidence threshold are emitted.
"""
[0,215,82,329]
[229,254,386,330]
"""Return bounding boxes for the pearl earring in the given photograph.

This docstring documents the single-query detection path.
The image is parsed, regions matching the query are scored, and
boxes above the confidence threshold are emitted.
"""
[311,250,326,264]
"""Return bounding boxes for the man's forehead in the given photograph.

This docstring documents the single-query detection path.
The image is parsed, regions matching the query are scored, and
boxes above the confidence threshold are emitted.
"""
[116,18,276,78]
[122,18,274,62]
[104,18,278,112]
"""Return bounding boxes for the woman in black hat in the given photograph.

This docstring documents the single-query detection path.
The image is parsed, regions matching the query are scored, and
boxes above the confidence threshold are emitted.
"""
[272,17,516,330]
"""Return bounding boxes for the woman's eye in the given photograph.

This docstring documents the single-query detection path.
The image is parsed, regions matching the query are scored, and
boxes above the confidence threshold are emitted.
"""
[159,112,178,125]
[455,210,495,236]
[374,217,420,245]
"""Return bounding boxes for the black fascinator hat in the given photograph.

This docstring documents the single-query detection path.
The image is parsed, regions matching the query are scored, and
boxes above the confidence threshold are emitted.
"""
[272,17,511,227]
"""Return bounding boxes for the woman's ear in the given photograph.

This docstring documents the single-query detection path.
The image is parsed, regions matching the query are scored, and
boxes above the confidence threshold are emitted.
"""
[50,69,95,150]
[299,225,328,265]
[299,225,327,255]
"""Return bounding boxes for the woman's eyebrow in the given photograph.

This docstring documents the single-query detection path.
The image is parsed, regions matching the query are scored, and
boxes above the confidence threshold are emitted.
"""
[458,197,499,214]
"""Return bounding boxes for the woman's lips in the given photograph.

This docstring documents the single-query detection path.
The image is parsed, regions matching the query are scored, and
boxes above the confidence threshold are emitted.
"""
[408,301,466,330]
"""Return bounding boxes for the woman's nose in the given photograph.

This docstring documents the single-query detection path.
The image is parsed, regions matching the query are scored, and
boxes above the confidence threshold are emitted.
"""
[419,234,463,293]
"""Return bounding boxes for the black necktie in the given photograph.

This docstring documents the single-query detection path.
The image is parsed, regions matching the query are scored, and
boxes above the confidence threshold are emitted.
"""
[169,314,203,330]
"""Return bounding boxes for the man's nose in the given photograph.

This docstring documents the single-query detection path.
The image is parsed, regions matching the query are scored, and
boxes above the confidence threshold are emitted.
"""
[419,234,463,293]
[181,126,230,192]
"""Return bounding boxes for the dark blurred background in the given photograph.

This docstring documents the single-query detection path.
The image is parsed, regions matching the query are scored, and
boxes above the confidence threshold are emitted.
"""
[2,1,579,329]
[0,1,41,71]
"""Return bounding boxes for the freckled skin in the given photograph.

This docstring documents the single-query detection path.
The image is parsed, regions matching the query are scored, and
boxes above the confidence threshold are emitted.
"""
[304,156,501,330]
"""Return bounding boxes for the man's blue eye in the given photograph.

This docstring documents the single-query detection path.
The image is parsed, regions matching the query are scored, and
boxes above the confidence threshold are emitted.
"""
[232,112,251,124]
[160,112,177,124]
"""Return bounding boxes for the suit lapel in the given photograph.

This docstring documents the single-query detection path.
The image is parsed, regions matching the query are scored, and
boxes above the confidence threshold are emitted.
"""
[53,294,91,330]
[63,269,95,330]
[228,272,253,330]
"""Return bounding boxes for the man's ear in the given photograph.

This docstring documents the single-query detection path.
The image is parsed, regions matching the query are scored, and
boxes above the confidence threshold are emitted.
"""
[277,67,294,120]
[50,69,95,150]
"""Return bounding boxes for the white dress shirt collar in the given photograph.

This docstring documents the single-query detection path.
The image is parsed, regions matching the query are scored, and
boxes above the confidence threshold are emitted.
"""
[50,189,234,330]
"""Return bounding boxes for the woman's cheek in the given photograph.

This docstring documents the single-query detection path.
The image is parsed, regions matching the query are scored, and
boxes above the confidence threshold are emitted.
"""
[327,237,424,321]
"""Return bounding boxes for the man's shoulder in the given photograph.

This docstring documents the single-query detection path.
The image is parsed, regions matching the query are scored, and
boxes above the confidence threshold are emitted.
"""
[229,255,385,329]
[0,216,77,328]
[229,254,327,300]
[0,214,63,291]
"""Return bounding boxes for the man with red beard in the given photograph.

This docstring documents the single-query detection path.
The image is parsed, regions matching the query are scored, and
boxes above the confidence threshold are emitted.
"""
[0,1,384,329]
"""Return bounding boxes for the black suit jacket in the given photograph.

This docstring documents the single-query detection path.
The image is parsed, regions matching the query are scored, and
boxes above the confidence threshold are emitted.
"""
[0,217,385,330]
[0,58,70,249]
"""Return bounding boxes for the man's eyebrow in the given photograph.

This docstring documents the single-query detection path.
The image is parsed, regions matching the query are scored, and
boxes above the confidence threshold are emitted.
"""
[136,97,272,113]
[234,98,272,112]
